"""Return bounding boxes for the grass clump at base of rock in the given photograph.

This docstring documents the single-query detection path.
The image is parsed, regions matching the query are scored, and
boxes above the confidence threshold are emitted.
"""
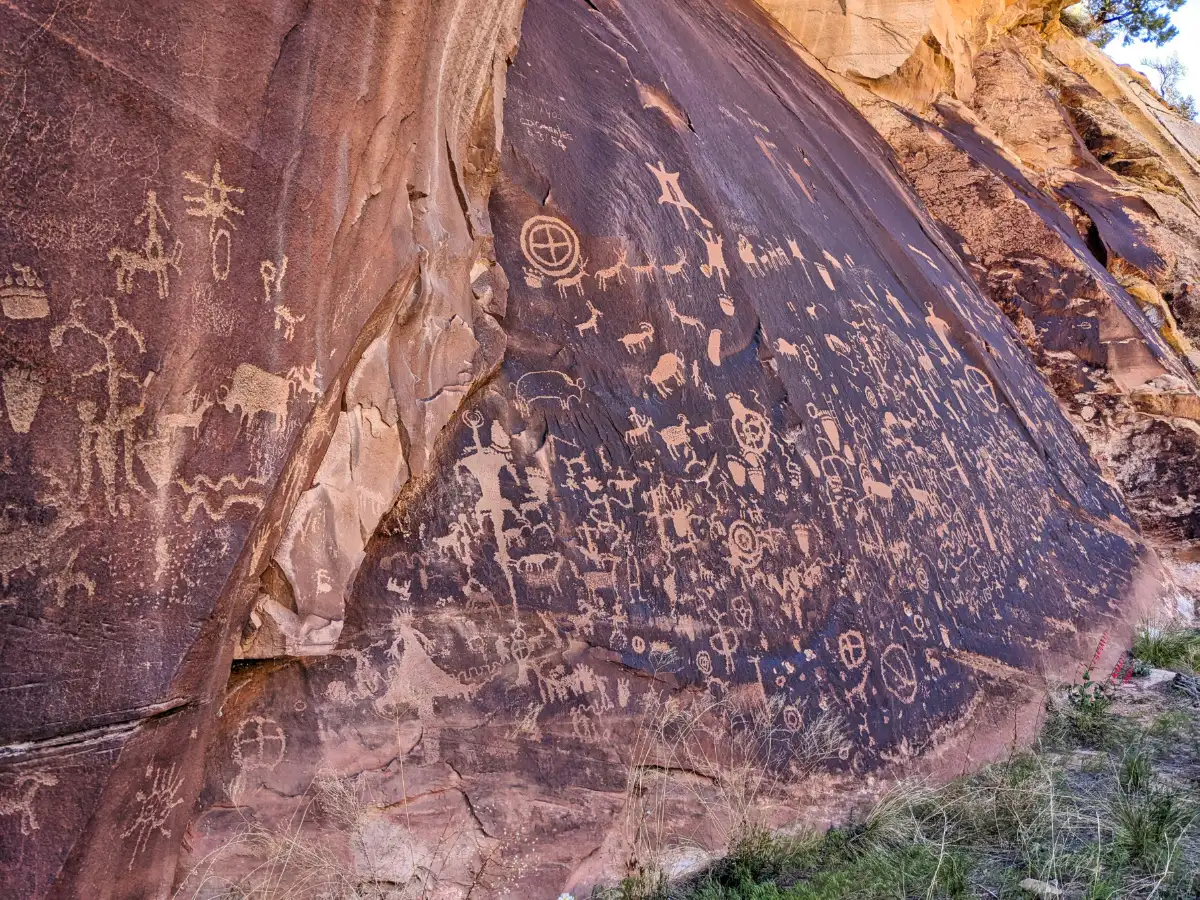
[604,641,1200,900]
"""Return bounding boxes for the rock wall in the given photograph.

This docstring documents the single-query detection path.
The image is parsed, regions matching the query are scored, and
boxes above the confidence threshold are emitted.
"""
[759,0,1200,594]
[180,0,1167,896]
[0,1,522,896]
[1,0,1196,897]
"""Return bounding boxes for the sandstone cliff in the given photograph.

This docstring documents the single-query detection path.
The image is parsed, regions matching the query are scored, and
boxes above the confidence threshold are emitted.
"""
[0,0,1197,898]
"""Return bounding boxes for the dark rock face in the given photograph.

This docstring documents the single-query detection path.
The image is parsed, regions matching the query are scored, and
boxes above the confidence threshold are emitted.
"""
[181,1,1154,896]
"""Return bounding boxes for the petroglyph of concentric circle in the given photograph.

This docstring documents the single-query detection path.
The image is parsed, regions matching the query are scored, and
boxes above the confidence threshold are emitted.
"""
[521,215,580,276]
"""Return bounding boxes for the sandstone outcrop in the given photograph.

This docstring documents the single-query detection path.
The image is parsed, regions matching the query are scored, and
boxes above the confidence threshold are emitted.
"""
[1,0,1197,898]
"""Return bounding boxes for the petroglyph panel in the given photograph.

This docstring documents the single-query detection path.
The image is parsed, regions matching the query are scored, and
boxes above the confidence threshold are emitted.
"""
[188,0,1151,896]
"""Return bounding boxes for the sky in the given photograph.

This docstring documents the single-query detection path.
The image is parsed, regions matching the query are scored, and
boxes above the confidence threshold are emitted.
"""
[1101,0,1200,107]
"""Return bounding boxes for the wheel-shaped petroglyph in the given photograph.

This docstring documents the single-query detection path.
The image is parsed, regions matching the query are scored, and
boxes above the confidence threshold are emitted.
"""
[880,643,919,703]
[838,630,867,670]
[520,215,580,277]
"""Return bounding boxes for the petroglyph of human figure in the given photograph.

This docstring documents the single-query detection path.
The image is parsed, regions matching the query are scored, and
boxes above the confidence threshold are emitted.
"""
[696,229,730,290]
[624,407,653,445]
[121,763,185,867]
[375,611,472,761]
[458,411,520,612]
[51,296,151,515]
[183,159,245,281]
[646,160,709,225]
[261,256,302,340]
[108,190,183,300]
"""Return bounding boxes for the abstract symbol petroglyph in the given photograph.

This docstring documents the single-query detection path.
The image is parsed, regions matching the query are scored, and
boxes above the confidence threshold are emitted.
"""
[261,256,301,340]
[108,191,183,300]
[880,643,919,702]
[0,263,49,319]
[646,160,708,225]
[231,716,287,773]
[3,367,45,434]
[177,473,267,521]
[183,159,245,281]
[520,214,580,277]
[121,763,185,866]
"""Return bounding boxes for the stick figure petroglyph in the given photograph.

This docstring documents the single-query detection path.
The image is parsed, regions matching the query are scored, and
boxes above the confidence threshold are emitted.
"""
[108,190,183,300]
[183,160,244,281]
[51,295,151,515]
[121,763,185,867]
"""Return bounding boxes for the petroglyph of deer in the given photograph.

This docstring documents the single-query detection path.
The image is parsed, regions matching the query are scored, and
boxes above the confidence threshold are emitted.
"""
[595,247,627,291]
[662,247,688,281]
[665,297,705,334]
[631,256,657,283]
[619,322,655,354]
[576,300,603,336]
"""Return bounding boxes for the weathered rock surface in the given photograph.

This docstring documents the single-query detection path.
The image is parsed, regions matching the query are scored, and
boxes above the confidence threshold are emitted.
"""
[178,0,1165,896]
[0,0,522,896]
[2,0,1197,898]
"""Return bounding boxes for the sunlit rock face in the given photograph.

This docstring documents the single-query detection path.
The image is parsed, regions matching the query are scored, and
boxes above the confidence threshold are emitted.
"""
[181,1,1154,897]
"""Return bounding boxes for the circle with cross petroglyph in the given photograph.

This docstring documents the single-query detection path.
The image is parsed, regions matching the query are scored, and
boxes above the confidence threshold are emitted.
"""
[880,642,919,703]
[520,215,580,277]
